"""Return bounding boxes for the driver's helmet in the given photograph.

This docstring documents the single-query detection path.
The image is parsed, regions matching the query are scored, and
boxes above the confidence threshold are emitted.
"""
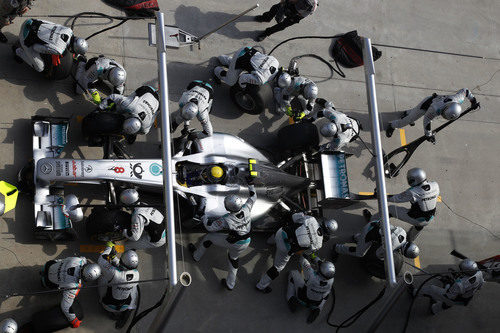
[202,165,226,183]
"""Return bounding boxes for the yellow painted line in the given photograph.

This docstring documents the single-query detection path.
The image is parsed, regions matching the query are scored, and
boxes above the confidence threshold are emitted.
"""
[414,256,421,268]
[76,115,84,123]
[399,129,407,146]
[80,245,124,253]
[437,196,442,202]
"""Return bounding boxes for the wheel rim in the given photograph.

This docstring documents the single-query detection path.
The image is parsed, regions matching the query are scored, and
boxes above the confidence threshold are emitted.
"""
[235,91,256,111]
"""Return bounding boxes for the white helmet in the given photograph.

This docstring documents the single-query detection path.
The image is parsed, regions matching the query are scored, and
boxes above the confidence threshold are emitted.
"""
[303,82,318,100]
[320,123,338,137]
[0,319,17,333]
[120,189,139,205]
[402,242,420,259]
[322,218,338,236]
[181,102,198,121]
[459,259,478,276]
[442,102,462,120]
[108,67,127,87]
[278,73,292,88]
[224,194,243,213]
[407,168,427,186]
[319,261,335,279]
[121,250,139,269]
[123,117,141,135]
[73,37,88,55]
[82,263,101,281]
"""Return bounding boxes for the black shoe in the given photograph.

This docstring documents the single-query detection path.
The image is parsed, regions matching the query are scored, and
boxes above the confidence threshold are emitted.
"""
[212,72,221,85]
[256,285,272,294]
[12,44,23,64]
[386,125,395,138]
[362,209,372,222]
[188,243,197,261]
[0,32,7,43]
[287,296,299,313]
[221,278,233,291]
[307,308,320,324]
[254,15,266,22]
[254,33,267,42]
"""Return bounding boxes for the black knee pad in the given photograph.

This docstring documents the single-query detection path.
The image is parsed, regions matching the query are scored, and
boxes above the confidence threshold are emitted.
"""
[220,70,227,77]
[228,253,239,269]
[267,266,280,280]
[203,240,213,248]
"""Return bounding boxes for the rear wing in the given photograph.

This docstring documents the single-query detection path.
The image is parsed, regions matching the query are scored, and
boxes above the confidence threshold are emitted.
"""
[319,151,375,209]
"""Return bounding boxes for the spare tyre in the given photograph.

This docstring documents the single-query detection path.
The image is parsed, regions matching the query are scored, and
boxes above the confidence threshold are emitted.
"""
[82,111,125,146]
[86,207,130,242]
[42,50,74,80]
[31,300,84,333]
[277,122,319,154]
[230,83,273,114]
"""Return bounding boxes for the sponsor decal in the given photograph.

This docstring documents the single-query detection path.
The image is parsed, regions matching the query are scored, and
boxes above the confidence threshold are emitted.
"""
[335,154,349,198]
[72,160,77,178]
[41,163,53,174]
[64,161,70,176]
[55,161,62,176]
[109,167,125,174]
[130,163,144,179]
[149,163,162,176]
[84,164,93,174]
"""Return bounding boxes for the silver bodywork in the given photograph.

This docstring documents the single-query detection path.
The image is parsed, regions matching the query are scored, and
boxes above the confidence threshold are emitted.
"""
[32,118,284,231]
[30,117,351,235]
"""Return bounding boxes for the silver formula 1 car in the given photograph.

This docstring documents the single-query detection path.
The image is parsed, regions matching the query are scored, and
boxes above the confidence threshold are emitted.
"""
[18,115,368,241]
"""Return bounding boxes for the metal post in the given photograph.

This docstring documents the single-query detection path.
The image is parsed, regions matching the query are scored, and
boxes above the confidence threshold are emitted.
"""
[156,12,178,288]
[363,38,397,287]
[197,4,259,44]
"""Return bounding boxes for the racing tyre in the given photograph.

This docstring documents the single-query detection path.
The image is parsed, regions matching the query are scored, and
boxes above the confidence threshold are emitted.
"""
[86,207,130,242]
[230,83,273,114]
[362,247,404,279]
[17,160,35,195]
[30,300,84,333]
[277,122,319,154]
[82,111,125,146]
[42,50,74,80]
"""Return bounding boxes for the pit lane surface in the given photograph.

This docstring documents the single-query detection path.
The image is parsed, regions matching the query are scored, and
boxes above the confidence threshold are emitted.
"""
[0,0,498,332]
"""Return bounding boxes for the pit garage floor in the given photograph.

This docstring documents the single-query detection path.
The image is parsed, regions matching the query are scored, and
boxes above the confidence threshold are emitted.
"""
[0,0,498,332]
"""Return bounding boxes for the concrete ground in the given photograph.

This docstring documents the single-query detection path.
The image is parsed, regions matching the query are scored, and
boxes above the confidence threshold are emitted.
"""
[0,0,498,332]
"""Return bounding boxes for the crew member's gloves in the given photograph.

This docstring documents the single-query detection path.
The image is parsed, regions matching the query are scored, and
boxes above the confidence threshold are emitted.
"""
[426,134,436,144]
[285,106,294,117]
[105,241,117,260]
[70,318,82,328]
[91,91,101,105]
[293,111,306,121]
